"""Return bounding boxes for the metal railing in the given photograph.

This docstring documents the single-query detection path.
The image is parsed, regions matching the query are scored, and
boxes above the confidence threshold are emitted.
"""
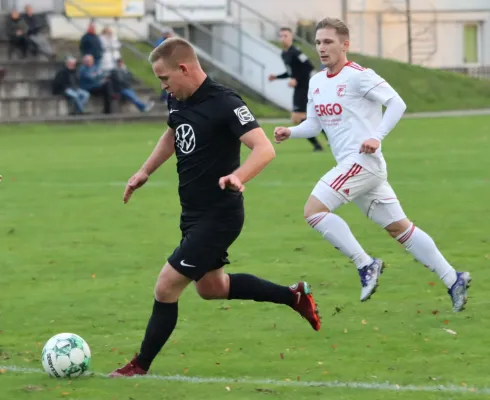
[153,0,267,93]
[226,0,317,52]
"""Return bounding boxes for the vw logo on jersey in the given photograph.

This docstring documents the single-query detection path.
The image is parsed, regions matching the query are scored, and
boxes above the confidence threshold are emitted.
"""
[175,124,196,154]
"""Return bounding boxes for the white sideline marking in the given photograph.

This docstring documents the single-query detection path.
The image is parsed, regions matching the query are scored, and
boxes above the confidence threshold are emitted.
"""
[0,364,486,395]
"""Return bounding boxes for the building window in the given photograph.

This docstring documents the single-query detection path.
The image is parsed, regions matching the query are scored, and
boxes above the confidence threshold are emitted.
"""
[464,23,479,64]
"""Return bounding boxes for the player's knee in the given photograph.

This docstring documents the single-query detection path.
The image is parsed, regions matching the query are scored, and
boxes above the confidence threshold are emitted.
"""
[304,196,330,220]
[195,275,229,300]
[154,263,190,302]
[384,218,412,238]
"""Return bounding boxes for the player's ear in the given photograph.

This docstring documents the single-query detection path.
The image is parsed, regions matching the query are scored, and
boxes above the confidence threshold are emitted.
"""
[179,63,189,75]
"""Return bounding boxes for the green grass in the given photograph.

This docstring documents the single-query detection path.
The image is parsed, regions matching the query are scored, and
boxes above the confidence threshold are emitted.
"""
[292,42,490,113]
[121,42,289,118]
[1,116,490,399]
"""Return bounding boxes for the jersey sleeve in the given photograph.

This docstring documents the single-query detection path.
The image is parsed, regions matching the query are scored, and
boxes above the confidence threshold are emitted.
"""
[358,69,399,106]
[222,93,261,138]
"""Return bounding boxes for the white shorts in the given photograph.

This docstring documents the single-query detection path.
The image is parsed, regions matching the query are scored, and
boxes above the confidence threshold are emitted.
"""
[311,162,407,228]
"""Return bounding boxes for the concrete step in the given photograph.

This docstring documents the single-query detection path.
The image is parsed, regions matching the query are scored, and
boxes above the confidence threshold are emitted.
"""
[0,79,154,98]
[0,60,61,79]
[0,92,164,119]
[1,111,169,125]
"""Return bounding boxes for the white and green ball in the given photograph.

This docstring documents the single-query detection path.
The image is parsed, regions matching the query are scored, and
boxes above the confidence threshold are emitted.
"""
[41,333,91,378]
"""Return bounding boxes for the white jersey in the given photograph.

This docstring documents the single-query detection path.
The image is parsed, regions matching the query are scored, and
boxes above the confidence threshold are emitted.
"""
[307,61,399,176]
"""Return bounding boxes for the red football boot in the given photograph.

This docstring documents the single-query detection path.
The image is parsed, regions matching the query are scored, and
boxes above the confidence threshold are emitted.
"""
[109,354,148,378]
[290,281,321,331]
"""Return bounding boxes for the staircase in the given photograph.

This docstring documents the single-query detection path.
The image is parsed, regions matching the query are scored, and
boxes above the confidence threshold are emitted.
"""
[384,0,437,66]
[0,12,165,124]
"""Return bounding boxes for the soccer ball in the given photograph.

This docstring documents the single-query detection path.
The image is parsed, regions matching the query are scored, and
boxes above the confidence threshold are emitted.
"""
[41,333,91,378]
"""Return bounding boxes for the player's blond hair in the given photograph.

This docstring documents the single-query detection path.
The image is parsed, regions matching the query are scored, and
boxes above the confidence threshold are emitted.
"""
[316,18,350,39]
[148,37,198,67]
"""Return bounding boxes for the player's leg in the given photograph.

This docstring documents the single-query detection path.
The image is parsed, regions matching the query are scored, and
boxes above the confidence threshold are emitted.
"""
[109,262,191,377]
[356,182,471,312]
[193,209,321,330]
[292,87,323,151]
[305,164,384,301]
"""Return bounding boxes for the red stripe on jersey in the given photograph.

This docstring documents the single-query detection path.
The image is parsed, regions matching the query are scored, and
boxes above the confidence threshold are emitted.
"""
[364,80,386,97]
[347,62,366,71]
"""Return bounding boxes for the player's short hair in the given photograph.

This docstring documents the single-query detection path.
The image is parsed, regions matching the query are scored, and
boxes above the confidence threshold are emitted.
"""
[279,27,292,33]
[148,37,198,67]
[316,17,350,39]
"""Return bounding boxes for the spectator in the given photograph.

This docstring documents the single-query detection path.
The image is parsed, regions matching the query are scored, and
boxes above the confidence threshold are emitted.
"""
[153,27,174,47]
[52,56,90,115]
[7,9,29,59]
[22,4,56,60]
[79,23,103,65]
[112,58,155,113]
[80,54,113,114]
[100,26,121,73]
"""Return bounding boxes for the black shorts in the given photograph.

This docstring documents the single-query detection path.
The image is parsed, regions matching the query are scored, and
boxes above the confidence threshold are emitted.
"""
[168,208,245,281]
[293,86,308,113]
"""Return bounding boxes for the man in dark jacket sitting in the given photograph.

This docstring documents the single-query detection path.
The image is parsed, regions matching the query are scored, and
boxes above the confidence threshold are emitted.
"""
[79,54,113,114]
[112,59,155,113]
[52,56,90,115]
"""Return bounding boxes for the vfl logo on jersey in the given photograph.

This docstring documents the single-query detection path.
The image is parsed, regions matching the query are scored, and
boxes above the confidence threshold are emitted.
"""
[313,88,320,95]
[175,124,196,154]
[234,105,255,126]
[337,84,347,97]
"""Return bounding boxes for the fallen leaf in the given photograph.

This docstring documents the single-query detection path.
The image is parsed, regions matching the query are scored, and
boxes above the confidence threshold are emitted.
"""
[432,310,439,315]
[417,310,421,314]
[331,344,337,349]
[184,368,189,374]
[110,348,118,352]
[322,370,329,375]
[280,353,284,360]
[284,378,291,382]
[362,319,367,325]
[0,369,6,374]
[91,274,96,279]
[428,282,436,287]
[224,348,230,352]
[443,320,449,325]
[215,362,220,365]
[296,376,301,381]
[61,392,70,397]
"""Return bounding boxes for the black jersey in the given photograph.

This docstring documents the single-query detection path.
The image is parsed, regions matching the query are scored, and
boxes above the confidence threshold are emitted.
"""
[277,45,314,88]
[166,77,260,212]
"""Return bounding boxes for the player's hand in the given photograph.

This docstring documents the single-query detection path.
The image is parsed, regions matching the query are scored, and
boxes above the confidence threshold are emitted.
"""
[219,174,245,192]
[123,170,149,203]
[288,78,297,88]
[359,138,381,154]
[268,74,276,82]
[273,127,291,143]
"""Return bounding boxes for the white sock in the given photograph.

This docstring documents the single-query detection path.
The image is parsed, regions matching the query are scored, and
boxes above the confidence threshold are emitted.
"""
[397,224,457,288]
[307,212,373,269]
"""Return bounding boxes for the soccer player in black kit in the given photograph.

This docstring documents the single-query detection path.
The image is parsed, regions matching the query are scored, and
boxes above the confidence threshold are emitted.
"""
[109,38,321,377]
[269,27,326,151]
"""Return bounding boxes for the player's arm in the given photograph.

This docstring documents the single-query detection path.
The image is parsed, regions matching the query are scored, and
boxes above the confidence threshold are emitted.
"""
[358,70,407,153]
[218,97,275,192]
[274,83,322,142]
[123,128,175,203]
[140,128,176,175]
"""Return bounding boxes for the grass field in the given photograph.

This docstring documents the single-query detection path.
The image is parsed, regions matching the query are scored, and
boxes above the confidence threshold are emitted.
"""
[1,115,489,399]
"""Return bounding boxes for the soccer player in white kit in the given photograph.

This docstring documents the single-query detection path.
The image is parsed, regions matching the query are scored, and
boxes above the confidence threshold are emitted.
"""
[274,17,471,312]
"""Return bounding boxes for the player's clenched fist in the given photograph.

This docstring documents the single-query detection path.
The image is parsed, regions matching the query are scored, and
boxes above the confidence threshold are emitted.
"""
[123,170,149,203]
[359,138,380,154]
[274,127,291,143]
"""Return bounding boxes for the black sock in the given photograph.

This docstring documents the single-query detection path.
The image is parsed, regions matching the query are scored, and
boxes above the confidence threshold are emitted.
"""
[136,300,178,371]
[227,273,294,306]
